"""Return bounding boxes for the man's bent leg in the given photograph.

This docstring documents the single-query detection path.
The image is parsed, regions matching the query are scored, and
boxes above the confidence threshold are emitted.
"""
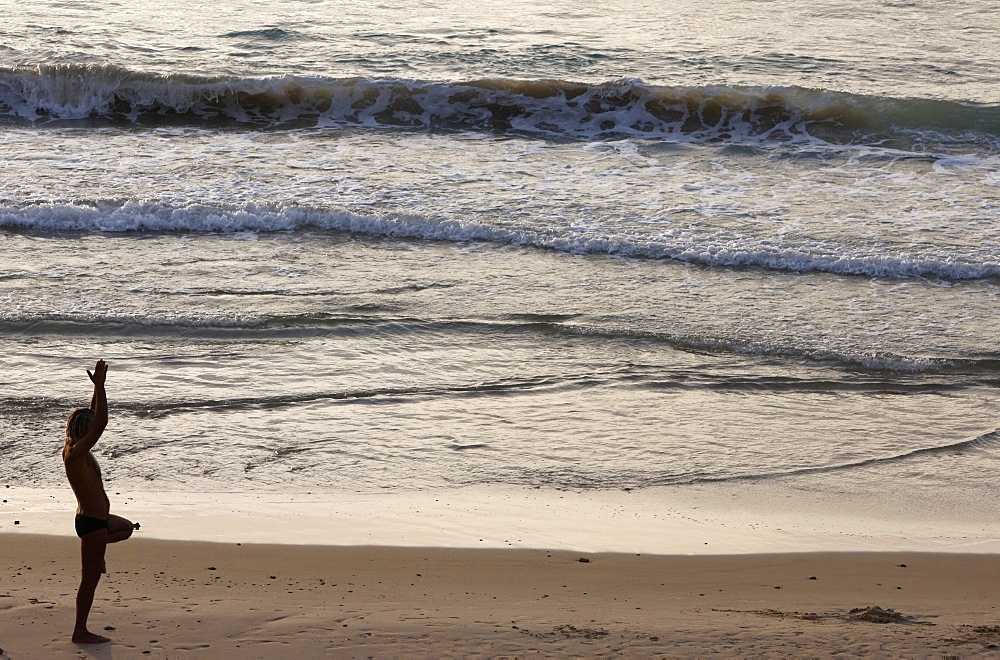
[73,530,110,644]
[107,514,134,544]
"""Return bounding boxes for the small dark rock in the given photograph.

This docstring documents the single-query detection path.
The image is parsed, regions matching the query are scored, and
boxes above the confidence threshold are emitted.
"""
[848,605,907,623]
[809,576,817,580]
[578,558,590,563]
[13,520,19,525]
[898,563,907,568]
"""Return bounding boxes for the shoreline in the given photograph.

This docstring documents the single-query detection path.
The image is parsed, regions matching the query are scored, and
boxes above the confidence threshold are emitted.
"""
[2,483,998,554]
[2,534,1000,657]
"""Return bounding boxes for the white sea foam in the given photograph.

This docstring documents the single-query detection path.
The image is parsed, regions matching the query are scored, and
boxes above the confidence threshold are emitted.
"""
[2,201,998,280]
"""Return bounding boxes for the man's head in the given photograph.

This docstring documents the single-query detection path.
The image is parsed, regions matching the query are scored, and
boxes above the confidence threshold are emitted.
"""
[66,408,95,443]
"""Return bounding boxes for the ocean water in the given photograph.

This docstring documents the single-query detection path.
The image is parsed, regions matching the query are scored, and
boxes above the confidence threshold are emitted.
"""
[2,1,999,521]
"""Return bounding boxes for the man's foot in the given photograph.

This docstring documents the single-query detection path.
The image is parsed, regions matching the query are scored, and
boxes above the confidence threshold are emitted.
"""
[72,630,111,644]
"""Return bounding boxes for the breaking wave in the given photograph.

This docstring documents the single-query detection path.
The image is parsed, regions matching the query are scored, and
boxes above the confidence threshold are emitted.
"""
[1,63,998,146]
[2,200,999,281]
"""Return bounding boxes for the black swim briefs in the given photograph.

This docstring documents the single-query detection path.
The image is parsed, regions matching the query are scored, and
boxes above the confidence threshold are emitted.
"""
[75,514,109,538]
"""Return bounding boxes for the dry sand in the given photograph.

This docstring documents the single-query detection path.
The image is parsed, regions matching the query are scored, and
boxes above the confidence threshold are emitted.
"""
[3,534,1000,658]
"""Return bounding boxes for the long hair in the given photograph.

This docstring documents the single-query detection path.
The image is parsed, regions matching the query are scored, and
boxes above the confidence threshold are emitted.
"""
[66,408,95,443]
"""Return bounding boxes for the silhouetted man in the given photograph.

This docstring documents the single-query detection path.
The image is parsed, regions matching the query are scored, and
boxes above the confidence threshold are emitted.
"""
[63,360,135,644]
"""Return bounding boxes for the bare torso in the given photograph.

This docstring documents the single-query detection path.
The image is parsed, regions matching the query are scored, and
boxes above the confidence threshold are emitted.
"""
[63,443,110,518]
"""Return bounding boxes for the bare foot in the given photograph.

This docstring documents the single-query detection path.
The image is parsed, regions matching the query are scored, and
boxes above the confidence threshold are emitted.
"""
[72,630,111,644]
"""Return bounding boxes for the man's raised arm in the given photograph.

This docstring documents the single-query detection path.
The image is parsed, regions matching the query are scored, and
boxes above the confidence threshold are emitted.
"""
[75,360,109,453]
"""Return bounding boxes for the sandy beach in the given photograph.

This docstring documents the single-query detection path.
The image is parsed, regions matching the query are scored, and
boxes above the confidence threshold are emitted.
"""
[2,532,999,658]
[3,485,1000,656]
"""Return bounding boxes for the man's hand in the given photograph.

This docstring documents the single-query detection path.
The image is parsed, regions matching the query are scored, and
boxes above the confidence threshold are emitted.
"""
[87,360,108,386]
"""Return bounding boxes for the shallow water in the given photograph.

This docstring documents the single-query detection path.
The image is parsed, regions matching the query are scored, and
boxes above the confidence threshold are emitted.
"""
[1,1,998,527]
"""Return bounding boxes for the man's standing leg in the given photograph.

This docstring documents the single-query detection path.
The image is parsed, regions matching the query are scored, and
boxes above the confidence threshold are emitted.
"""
[73,530,110,644]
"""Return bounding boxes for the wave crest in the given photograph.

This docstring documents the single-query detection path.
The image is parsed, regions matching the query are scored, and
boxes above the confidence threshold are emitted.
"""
[3,200,999,281]
[2,64,997,144]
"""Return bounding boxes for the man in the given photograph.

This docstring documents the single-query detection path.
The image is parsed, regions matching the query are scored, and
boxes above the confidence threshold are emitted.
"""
[63,359,136,644]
